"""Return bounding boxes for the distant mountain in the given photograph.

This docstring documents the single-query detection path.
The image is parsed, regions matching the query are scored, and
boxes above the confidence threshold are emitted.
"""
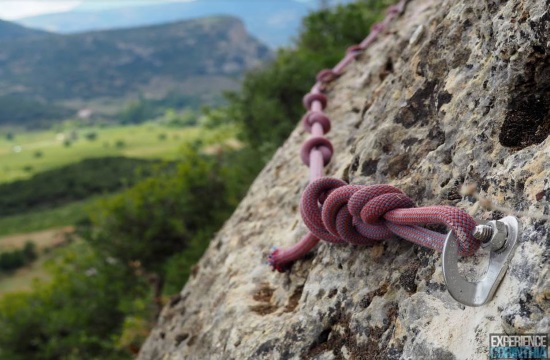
[0,16,271,126]
[0,19,49,40]
[17,0,314,48]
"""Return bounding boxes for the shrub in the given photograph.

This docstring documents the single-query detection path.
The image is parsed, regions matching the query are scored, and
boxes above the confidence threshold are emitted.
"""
[0,243,146,359]
[0,241,37,272]
[85,131,98,141]
[22,241,37,262]
[84,145,229,280]
[0,157,160,217]
[222,0,388,160]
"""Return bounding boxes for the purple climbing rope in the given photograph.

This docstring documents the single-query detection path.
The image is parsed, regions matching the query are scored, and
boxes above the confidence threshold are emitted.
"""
[267,0,480,272]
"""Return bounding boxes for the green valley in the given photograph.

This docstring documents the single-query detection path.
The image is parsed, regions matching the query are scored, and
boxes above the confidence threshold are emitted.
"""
[0,122,205,183]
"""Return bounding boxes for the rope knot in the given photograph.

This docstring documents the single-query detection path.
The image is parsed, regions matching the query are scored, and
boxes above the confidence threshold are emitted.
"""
[386,5,401,16]
[371,22,385,32]
[349,189,415,225]
[316,69,340,83]
[300,137,333,166]
[302,111,331,134]
[300,178,480,255]
[303,93,328,110]
[346,44,364,56]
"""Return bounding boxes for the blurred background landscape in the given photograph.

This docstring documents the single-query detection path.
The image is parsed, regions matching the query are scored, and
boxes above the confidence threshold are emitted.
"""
[0,0,391,358]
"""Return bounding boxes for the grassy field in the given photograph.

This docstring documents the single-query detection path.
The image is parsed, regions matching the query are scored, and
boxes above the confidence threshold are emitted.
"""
[0,123,202,183]
[0,121,239,298]
[0,203,92,295]
[0,252,53,296]
[0,198,98,238]
[0,236,78,296]
[0,227,73,251]
[0,122,192,295]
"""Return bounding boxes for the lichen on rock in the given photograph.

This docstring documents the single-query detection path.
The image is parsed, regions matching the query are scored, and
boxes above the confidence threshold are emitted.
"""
[138,0,550,358]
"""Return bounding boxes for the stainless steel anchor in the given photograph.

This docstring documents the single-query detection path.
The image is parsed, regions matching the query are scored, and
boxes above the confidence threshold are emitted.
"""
[443,216,521,306]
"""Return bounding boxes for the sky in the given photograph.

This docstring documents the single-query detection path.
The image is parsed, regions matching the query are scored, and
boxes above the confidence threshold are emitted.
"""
[0,0,313,20]
[0,0,188,20]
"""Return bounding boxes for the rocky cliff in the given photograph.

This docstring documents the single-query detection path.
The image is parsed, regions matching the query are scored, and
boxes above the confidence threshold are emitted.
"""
[138,0,550,358]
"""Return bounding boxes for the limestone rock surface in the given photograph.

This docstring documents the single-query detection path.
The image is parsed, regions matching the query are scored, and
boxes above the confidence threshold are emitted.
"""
[138,0,550,358]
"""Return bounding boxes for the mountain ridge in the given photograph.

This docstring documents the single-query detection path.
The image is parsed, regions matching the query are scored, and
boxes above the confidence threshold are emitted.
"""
[0,19,49,40]
[0,16,271,126]
[16,0,313,48]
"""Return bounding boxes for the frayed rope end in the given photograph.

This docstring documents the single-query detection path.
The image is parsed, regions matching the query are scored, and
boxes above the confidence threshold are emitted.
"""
[267,247,292,273]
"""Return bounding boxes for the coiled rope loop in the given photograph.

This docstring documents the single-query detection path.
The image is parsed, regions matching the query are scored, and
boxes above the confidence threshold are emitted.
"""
[300,178,480,256]
[316,69,340,83]
[269,178,480,272]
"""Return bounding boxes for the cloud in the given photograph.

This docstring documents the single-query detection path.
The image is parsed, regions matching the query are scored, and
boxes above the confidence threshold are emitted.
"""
[0,1,82,20]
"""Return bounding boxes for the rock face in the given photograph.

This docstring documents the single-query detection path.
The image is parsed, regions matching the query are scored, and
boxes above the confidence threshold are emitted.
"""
[138,0,550,358]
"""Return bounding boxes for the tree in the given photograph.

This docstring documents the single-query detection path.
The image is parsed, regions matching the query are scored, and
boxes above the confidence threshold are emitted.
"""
[0,243,146,360]
[22,241,37,262]
[84,131,98,141]
[119,99,155,124]
[222,0,389,160]
[82,143,231,315]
